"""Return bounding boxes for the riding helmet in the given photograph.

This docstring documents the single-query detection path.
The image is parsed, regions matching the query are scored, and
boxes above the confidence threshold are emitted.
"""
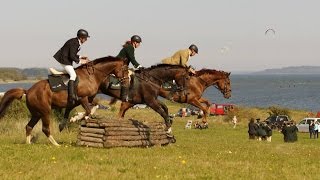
[189,44,198,54]
[77,29,90,38]
[131,35,142,43]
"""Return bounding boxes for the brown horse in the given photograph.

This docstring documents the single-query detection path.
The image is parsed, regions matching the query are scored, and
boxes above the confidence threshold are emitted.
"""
[99,64,190,133]
[0,56,127,146]
[159,69,231,123]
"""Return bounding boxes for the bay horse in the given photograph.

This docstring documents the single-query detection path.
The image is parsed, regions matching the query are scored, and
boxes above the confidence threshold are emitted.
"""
[0,56,127,146]
[99,64,190,133]
[159,69,231,123]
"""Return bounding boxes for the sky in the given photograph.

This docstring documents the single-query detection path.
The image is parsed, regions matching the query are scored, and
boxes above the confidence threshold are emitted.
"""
[0,0,319,72]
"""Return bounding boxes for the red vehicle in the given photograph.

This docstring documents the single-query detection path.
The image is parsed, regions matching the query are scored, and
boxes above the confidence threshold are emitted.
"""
[210,103,234,115]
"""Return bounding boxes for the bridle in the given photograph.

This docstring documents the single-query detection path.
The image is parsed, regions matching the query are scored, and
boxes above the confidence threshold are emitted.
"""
[197,74,231,96]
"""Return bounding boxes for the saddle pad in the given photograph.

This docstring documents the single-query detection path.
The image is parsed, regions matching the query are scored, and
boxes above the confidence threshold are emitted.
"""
[48,75,79,92]
[48,75,68,92]
[108,75,121,90]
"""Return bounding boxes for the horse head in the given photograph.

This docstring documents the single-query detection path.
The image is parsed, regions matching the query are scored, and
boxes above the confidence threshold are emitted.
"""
[216,72,231,99]
[196,69,232,99]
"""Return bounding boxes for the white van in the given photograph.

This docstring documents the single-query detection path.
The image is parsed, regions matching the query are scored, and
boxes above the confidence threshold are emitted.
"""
[296,118,320,132]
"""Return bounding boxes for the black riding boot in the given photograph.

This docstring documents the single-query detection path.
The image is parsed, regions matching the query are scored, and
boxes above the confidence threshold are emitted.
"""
[67,80,79,106]
[120,86,129,102]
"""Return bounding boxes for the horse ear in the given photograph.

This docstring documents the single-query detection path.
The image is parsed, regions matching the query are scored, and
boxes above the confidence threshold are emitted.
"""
[227,72,231,76]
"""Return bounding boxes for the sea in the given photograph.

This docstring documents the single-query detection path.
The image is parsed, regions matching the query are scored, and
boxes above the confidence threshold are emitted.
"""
[1,74,320,112]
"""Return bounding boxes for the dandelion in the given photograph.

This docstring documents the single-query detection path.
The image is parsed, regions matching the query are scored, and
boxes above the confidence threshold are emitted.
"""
[156,175,160,178]
[228,151,232,154]
[51,157,56,160]
[181,160,186,164]
[178,156,182,159]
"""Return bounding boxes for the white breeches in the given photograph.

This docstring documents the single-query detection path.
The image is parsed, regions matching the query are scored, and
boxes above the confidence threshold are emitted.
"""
[61,64,77,81]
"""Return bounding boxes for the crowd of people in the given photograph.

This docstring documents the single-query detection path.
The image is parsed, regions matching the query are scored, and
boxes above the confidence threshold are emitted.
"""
[247,118,299,143]
[248,118,272,142]
[281,121,298,142]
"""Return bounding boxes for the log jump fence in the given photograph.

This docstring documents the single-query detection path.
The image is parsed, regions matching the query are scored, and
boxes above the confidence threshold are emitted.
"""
[77,118,175,148]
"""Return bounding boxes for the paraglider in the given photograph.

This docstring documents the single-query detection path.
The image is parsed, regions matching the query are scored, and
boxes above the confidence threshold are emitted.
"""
[265,28,276,35]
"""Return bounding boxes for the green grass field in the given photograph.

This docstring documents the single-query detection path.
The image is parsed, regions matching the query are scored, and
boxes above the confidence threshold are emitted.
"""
[0,100,319,180]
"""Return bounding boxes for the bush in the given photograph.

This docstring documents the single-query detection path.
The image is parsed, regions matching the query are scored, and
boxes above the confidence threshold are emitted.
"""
[267,106,291,118]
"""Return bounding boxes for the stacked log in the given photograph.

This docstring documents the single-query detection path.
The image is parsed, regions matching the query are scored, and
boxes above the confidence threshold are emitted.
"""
[77,118,175,148]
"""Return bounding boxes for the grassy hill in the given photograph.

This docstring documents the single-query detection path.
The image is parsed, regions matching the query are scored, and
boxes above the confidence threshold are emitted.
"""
[0,99,319,179]
[0,67,47,81]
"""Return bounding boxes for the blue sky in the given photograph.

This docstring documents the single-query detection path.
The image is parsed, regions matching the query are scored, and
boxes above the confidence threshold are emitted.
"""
[1,0,319,72]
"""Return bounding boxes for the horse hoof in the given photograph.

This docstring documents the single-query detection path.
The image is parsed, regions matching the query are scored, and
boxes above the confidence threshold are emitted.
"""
[169,136,176,143]
[59,123,66,132]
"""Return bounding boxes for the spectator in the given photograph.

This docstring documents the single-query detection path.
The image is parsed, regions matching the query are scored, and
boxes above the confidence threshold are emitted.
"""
[291,121,298,142]
[265,122,273,142]
[232,115,238,128]
[248,118,257,139]
[309,120,315,139]
[314,121,319,139]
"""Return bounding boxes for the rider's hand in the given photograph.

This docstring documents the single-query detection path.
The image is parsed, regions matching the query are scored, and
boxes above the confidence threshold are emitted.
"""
[137,65,144,70]
[80,59,89,64]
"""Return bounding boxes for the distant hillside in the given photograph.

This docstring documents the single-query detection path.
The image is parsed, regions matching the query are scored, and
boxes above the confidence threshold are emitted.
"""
[254,66,320,74]
[0,67,48,81]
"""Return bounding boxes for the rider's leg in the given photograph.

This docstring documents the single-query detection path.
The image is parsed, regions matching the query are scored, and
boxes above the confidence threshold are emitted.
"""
[120,70,129,102]
[61,64,78,104]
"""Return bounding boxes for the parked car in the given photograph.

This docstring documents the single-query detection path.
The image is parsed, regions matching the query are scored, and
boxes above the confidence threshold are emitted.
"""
[209,103,234,116]
[265,115,290,129]
[296,118,320,132]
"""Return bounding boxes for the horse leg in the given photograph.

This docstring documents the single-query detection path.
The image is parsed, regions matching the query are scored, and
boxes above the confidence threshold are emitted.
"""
[25,115,40,144]
[189,99,209,124]
[118,102,134,120]
[199,97,211,112]
[59,106,74,132]
[159,100,168,115]
[41,114,60,146]
[146,99,172,133]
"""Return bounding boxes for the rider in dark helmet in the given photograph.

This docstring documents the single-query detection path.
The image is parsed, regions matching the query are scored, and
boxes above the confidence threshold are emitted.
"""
[162,44,198,74]
[53,29,90,129]
[116,35,143,101]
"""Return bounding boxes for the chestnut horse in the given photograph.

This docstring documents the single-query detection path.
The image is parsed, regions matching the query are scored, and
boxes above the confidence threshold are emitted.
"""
[99,64,190,133]
[107,68,231,124]
[159,69,231,123]
[0,56,127,146]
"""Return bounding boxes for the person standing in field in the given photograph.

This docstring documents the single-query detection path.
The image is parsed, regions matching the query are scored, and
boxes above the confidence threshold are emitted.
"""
[309,120,315,139]
[232,115,237,128]
[314,121,319,139]
[265,122,273,142]
[248,118,257,139]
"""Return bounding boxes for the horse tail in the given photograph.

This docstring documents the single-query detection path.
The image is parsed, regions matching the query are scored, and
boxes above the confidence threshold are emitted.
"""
[109,97,118,105]
[0,88,27,118]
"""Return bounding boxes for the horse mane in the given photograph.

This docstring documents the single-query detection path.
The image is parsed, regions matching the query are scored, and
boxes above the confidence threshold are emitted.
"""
[195,69,227,77]
[148,64,187,70]
[76,56,122,69]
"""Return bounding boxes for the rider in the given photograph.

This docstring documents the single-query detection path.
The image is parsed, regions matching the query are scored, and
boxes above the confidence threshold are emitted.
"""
[162,44,198,74]
[116,35,143,102]
[162,44,198,91]
[53,29,90,106]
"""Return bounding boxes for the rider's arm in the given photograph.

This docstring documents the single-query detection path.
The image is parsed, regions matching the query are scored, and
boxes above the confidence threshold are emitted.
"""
[69,42,80,64]
[126,45,140,68]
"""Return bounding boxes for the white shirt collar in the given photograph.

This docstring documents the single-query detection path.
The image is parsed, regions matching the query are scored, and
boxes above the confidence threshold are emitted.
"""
[78,38,82,46]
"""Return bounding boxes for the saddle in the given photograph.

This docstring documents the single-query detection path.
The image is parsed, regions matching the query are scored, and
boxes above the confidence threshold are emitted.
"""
[47,68,79,92]
[105,69,134,90]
